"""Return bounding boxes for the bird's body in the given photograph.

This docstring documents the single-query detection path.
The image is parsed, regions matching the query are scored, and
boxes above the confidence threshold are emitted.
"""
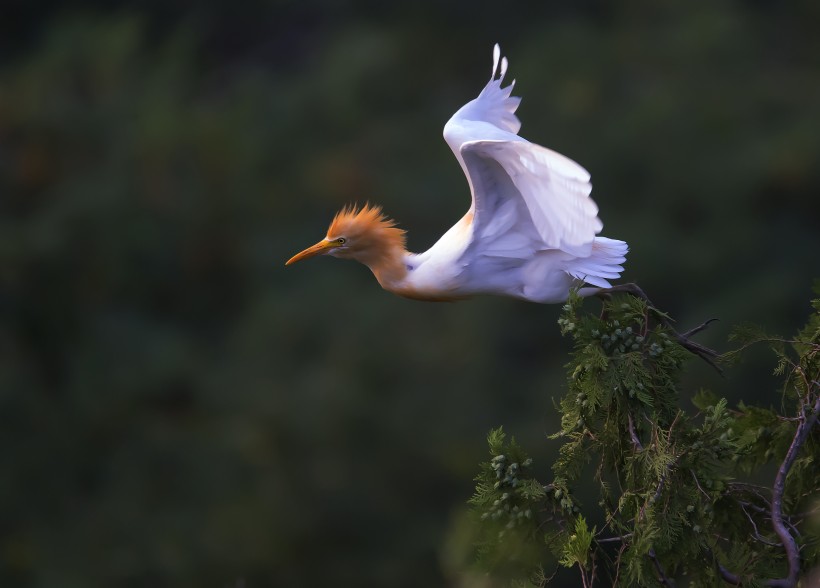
[287,45,628,303]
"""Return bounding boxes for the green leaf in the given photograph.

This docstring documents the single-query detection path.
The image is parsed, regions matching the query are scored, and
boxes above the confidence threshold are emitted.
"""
[559,515,595,569]
[487,427,506,455]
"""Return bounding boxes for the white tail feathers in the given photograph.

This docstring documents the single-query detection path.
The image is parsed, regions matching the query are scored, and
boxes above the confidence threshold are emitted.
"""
[568,237,629,288]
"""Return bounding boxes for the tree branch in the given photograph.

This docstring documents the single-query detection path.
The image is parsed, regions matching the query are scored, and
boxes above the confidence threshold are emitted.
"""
[597,283,723,374]
[715,392,819,588]
[715,558,741,585]
[769,393,820,587]
[713,551,796,587]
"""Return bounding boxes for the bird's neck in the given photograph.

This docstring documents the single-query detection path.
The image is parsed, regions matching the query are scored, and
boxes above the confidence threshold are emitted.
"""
[356,242,410,291]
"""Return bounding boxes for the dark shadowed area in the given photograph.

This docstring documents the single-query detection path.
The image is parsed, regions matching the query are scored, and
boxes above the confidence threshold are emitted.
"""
[1,1,818,586]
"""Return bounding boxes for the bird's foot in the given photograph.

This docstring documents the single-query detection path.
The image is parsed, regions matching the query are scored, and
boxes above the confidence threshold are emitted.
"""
[596,283,722,375]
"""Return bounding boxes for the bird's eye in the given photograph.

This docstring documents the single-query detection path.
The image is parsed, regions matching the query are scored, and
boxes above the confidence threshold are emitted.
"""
[337,238,346,244]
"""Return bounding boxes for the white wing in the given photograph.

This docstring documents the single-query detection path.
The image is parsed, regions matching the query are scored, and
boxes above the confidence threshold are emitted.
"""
[443,44,603,258]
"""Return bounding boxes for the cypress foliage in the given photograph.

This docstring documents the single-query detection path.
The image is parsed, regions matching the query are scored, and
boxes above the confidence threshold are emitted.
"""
[468,286,820,587]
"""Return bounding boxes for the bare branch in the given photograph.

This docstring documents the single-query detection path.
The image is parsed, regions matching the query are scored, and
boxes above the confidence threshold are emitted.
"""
[648,548,674,587]
[627,412,644,451]
[716,559,741,585]
[769,393,820,586]
[714,550,794,587]
[682,318,720,338]
[690,470,710,500]
[740,503,781,547]
[596,534,632,544]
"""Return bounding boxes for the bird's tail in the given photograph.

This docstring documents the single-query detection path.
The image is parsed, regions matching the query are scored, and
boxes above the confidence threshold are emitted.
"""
[568,237,628,288]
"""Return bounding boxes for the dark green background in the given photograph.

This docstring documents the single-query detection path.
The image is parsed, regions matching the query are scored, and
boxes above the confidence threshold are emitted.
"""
[2,1,818,586]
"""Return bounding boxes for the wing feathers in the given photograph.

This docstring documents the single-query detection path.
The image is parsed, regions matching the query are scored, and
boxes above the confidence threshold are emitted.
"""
[463,139,601,256]
[441,44,627,290]
[446,45,522,139]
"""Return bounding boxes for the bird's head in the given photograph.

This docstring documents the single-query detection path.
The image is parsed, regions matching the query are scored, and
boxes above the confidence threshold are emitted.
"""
[286,203,406,266]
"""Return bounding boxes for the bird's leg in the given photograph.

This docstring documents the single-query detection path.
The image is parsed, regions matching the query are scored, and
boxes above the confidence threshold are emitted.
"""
[595,283,722,374]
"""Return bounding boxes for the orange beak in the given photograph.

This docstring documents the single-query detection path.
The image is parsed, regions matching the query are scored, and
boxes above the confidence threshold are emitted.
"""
[285,239,338,266]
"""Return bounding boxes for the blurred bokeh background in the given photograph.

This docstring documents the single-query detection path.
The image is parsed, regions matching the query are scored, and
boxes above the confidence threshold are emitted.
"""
[1,1,818,586]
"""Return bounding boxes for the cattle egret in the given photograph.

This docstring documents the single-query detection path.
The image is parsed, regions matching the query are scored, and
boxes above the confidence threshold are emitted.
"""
[286,44,628,303]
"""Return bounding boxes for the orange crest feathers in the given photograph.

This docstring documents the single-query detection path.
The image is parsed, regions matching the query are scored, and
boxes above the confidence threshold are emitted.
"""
[327,203,406,251]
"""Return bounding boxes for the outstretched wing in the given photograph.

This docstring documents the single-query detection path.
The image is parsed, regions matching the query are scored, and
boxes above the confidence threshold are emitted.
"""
[443,44,602,258]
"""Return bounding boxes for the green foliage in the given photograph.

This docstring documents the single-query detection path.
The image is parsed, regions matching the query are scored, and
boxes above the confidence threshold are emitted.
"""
[469,290,820,586]
[558,516,595,570]
[468,428,549,583]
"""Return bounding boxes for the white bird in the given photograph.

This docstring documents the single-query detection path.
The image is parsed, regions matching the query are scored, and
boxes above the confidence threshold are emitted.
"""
[286,44,627,303]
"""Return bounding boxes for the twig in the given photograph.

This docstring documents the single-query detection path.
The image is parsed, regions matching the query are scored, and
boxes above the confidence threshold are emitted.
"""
[651,475,667,504]
[612,542,626,586]
[579,559,593,588]
[637,474,667,525]
[597,283,723,374]
[648,548,674,587]
[690,470,711,501]
[740,503,781,547]
[627,412,644,451]
[682,318,720,338]
[596,533,633,544]
[540,566,559,587]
